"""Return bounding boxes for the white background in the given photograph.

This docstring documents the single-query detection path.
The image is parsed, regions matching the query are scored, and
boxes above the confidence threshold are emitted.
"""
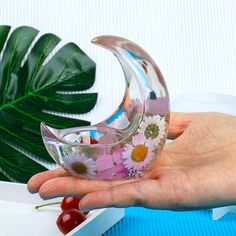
[0,0,235,124]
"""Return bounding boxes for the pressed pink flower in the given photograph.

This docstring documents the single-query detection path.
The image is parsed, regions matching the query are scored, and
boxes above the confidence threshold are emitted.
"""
[112,148,123,164]
[96,148,126,179]
[96,154,114,171]
[96,168,114,180]
[112,148,127,179]
[122,133,155,171]
[113,164,127,179]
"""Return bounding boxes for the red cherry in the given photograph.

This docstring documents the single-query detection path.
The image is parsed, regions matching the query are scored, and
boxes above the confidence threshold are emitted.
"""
[90,137,98,144]
[57,209,86,234]
[80,137,84,144]
[80,136,98,144]
[35,196,90,214]
[60,196,81,212]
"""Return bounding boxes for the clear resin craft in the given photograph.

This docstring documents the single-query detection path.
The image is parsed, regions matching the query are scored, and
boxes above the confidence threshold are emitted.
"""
[41,35,169,180]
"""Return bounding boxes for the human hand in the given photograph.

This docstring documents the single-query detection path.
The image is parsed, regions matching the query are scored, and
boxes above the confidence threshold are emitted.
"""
[27,112,236,211]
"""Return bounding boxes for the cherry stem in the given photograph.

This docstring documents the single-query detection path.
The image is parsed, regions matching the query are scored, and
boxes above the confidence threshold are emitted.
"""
[35,201,61,209]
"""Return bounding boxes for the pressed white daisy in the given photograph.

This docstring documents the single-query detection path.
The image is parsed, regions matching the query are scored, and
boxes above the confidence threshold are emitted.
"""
[63,152,96,178]
[122,133,155,171]
[138,115,166,146]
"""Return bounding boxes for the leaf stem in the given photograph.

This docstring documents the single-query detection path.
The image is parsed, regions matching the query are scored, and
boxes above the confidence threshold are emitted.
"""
[35,201,61,209]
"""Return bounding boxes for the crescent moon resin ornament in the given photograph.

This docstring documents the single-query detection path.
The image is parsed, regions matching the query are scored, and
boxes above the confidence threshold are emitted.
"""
[41,36,170,180]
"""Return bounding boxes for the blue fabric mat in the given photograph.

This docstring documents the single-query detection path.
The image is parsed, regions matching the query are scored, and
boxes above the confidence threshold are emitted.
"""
[104,207,236,236]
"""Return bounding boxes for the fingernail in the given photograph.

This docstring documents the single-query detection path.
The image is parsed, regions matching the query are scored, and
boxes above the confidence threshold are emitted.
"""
[79,203,92,212]
[41,196,53,200]
[27,183,37,194]
[40,194,57,200]
[29,190,38,194]
[79,206,91,212]
[27,186,38,194]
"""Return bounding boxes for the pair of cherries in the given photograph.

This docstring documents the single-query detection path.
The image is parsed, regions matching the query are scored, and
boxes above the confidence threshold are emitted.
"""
[36,196,88,234]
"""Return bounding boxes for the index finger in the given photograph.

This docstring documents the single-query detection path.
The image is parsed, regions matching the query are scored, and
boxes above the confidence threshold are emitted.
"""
[27,168,69,193]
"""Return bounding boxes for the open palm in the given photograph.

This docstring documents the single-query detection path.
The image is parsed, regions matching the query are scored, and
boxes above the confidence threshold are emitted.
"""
[28,112,236,211]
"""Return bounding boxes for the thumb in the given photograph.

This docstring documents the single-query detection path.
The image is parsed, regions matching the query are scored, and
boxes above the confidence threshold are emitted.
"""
[168,112,198,139]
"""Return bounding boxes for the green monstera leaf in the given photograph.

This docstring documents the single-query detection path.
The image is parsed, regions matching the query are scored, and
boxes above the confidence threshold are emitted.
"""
[0,26,97,183]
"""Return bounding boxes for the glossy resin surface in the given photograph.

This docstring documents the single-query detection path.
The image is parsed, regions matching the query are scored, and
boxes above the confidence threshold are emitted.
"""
[41,36,169,179]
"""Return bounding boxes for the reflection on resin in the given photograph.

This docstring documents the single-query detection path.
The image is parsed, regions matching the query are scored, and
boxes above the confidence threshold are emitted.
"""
[41,36,169,180]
